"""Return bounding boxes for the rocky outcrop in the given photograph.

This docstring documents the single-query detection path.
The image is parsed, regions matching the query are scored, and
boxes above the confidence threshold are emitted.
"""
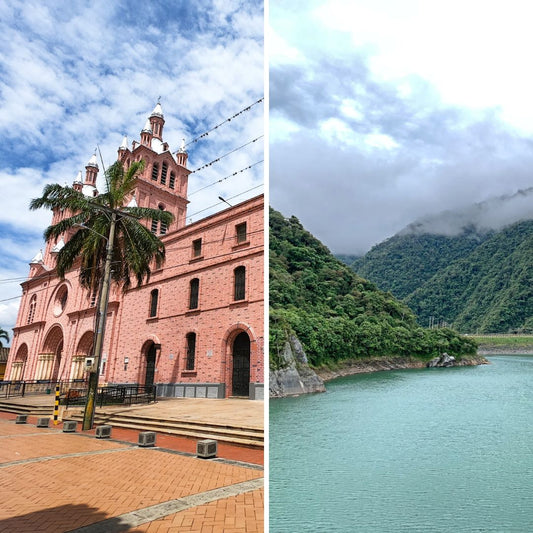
[269,335,326,398]
[426,352,456,367]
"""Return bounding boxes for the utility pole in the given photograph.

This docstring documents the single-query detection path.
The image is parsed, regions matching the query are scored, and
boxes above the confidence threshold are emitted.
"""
[82,212,117,430]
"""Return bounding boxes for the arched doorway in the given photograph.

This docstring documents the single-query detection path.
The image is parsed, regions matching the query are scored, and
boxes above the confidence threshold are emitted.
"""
[40,325,64,381]
[144,342,157,389]
[232,332,250,396]
[10,344,28,381]
[73,331,94,380]
[51,340,63,381]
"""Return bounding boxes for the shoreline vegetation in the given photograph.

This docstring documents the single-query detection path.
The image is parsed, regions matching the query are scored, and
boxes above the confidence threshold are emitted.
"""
[314,353,490,382]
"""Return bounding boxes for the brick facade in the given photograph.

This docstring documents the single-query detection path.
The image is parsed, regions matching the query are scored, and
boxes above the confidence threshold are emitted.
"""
[6,104,264,399]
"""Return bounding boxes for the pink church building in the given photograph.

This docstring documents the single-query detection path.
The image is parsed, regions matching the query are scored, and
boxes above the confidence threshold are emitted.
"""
[5,104,264,400]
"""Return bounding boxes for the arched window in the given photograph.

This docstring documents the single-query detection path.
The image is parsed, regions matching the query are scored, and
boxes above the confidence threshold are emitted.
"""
[161,162,168,185]
[159,204,167,235]
[234,266,246,301]
[169,171,176,189]
[149,289,159,317]
[189,278,199,309]
[186,332,196,370]
[151,162,159,181]
[53,285,68,317]
[27,295,37,324]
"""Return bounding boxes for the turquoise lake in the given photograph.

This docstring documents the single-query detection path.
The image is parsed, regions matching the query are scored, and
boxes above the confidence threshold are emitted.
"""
[269,355,533,532]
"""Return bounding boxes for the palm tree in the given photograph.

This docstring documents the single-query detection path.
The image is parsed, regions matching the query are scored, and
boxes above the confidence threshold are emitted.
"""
[30,159,174,429]
[30,160,173,293]
[0,328,9,348]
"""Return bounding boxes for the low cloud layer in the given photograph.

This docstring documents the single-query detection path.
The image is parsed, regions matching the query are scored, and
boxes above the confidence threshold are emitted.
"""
[400,187,533,237]
[270,3,533,255]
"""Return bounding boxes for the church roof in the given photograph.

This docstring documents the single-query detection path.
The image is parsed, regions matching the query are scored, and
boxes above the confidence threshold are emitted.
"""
[127,195,138,208]
[51,238,65,254]
[177,138,187,154]
[150,102,164,118]
[141,118,152,133]
[30,250,43,264]
[82,184,97,197]
[86,153,98,168]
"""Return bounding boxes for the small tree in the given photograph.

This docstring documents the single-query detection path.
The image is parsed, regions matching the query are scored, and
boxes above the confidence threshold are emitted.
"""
[0,328,9,348]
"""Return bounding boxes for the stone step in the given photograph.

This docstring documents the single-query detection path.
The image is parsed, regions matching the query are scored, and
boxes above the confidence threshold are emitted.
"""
[102,421,262,448]
[65,412,263,448]
[0,401,54,416]
[91,412,263,437]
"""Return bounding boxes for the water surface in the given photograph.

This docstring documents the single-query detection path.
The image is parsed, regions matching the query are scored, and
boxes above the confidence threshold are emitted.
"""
[270,356,533,532]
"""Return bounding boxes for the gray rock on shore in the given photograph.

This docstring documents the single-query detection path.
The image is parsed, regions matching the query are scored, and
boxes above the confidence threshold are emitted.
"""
[269,335,326,398]
[426,352,456,368]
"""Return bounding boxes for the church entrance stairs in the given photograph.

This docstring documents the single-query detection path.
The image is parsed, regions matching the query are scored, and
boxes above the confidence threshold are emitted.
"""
[0,395,264,448]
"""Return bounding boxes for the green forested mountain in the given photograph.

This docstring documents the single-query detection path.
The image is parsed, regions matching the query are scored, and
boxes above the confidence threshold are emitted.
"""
[269,208,477,368]
[351,229,489,299]
[350,219,533,333]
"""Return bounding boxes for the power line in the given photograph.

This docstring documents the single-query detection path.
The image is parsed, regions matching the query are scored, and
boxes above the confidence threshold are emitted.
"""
[0,210,265,289]
[189,160,264,196]
[189,135,263,174]
[184,98,264,148]
[0,237,264,303]
[187,185,264,220]
[0,294,23,303]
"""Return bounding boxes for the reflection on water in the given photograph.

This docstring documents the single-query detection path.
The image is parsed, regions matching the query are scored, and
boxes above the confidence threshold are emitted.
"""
[270,356,533,532]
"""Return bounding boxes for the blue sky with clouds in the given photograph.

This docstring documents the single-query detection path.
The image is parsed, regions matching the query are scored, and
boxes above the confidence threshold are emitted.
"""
[270,0,533,254]
[0,0,264,337]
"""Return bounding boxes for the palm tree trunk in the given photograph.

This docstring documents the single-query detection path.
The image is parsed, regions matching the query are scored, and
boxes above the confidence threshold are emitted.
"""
[82,212,117,430]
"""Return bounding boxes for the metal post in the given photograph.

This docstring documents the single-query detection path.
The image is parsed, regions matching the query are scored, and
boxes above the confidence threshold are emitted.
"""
[82,212,117,430]
[53,385,60,425]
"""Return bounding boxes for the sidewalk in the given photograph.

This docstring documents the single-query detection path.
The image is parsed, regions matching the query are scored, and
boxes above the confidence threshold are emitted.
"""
[0,416,264,532]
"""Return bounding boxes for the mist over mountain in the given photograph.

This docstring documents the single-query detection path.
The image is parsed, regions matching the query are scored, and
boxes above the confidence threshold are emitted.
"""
[351,206,533,333]
[407,220,533,333]
[400,186,533,237]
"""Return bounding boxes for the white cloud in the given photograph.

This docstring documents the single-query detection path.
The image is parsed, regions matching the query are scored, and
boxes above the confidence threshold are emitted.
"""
[269,27,304,66]
[364,132,398,150]
[0,0,264,336]
[313,0,533,133]
[319,118,354,145]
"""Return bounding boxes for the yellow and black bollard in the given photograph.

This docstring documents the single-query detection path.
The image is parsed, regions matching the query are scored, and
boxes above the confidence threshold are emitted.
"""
[53,385,60,425]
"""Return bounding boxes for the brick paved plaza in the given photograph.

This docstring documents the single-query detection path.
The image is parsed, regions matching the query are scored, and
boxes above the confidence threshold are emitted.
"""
[0,416,264,532]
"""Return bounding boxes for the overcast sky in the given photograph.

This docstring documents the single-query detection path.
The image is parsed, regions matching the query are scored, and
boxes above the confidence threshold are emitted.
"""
[0,0,263,335]
[270,0,533,254]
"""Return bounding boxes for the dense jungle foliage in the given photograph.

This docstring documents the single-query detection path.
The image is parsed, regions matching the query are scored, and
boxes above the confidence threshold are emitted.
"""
[349,219,533,333]
[269,208,477,369]
[351,229,489,299]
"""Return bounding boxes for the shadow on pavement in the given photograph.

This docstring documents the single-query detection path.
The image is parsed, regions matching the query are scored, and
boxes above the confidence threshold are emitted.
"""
[0,503,144,533]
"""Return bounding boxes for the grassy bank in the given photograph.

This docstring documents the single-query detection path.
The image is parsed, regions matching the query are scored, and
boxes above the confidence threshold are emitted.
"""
[470,334,533,353]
